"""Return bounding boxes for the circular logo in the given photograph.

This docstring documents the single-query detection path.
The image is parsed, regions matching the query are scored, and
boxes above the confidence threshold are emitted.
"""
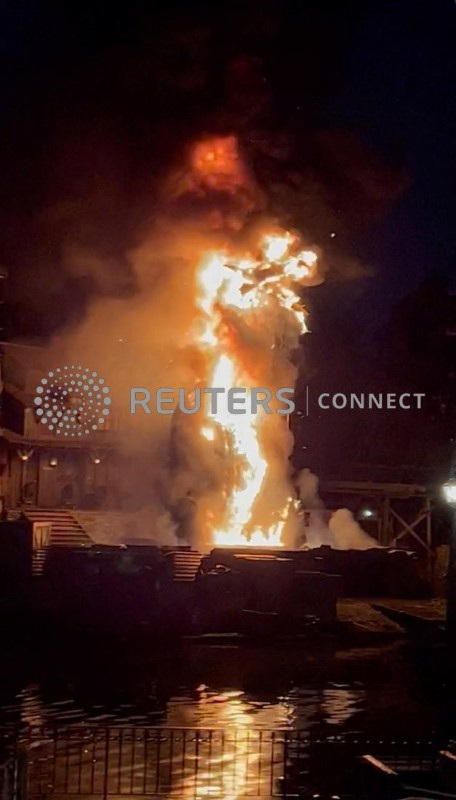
[34,366,111,437]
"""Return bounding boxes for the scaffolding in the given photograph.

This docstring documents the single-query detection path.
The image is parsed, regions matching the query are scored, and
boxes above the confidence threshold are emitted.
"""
[321,480,435,565]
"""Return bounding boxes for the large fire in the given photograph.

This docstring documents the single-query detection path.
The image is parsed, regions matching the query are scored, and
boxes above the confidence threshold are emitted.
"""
[193,228,319,547]
[58,135,327,551]
[66,135,323,551]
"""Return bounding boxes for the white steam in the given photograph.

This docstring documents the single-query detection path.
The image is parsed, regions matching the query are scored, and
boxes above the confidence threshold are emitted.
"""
[296,468,381,550]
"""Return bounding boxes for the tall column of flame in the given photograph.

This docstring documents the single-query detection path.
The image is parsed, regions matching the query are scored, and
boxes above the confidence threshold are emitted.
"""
[194,232,318,547]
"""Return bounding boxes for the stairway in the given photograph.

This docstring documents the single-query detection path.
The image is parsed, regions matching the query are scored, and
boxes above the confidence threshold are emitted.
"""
[164,548,203,582]
[22,508,92,548]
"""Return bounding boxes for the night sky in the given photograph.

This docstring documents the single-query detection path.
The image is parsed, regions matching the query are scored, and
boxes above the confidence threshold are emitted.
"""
[1,0,455,333]
[1,0,456,476]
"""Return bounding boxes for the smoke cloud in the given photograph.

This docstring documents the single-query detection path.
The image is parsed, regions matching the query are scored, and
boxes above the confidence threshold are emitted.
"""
[296,468,381,550]
[34,128,395,552]
[40,137,321,549]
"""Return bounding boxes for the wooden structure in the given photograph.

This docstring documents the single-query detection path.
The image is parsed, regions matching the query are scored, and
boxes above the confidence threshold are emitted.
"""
[321,480,435,566]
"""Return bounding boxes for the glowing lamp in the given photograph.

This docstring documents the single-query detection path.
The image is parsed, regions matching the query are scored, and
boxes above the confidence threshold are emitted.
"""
[443,478,456,507]
[17,448,33,462]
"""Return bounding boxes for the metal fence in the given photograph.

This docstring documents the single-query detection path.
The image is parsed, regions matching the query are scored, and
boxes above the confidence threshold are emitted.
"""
[0,725,441,800]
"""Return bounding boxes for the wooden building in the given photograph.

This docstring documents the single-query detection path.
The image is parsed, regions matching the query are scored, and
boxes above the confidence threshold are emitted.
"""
[0,348,120,511]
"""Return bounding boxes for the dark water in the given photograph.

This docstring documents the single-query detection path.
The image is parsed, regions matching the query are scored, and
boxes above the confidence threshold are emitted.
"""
[0,638,448,799]
[0,638,445,737]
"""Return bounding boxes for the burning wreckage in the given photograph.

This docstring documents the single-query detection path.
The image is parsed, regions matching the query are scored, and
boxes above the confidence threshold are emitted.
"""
[4,136,427,636]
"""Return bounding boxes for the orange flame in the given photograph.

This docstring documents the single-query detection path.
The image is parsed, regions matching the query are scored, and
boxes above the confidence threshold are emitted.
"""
[190,135,247,193]
[194,231,318,547]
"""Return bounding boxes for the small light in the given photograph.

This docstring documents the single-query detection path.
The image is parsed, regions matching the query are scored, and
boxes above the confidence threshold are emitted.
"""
[49,457,58,468]
[358,506,376,520]
[330,232,336,238]
[93,457,101,465]
[443,479,456,507]
[17,448,33,462]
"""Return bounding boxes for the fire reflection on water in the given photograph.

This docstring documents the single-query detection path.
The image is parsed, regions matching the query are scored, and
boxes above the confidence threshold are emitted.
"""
[13,683,365,800]
[321,688,366,726]
[165,685,363,799]
[173,689,295,799]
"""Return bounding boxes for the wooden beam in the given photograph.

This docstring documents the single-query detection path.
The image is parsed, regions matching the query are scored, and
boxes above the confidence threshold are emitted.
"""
[389,506,433,556]
[322,480,429,498]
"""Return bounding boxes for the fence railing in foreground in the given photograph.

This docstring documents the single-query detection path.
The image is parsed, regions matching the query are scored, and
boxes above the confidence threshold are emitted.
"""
[0,725,441,799]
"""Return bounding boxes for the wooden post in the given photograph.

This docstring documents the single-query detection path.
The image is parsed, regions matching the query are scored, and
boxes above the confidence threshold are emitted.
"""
[381,495,390,546]
[36,450,41,507]
[19,458,25,505]
[424,496,432,579]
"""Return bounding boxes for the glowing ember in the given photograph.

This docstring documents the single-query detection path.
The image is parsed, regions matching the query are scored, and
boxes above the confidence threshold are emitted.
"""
[193,231,319,547]
[190,135,248,193]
